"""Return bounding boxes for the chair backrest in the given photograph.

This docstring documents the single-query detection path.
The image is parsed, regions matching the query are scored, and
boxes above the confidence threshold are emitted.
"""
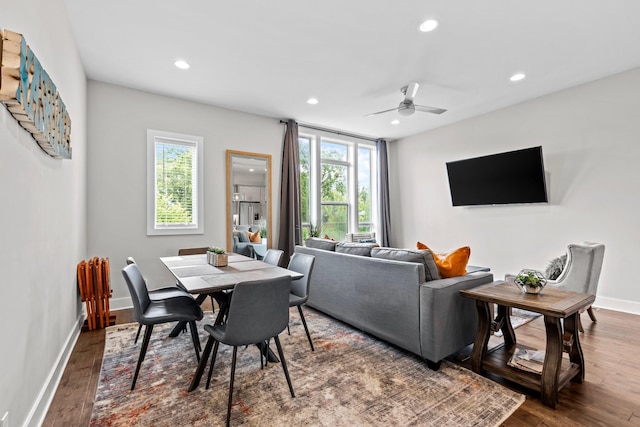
[263,249,284,266]
[121,263,152,323]
[287,253,315,299]
[178,247,209,256]
[222,276,292,346]
[555,242,605,295]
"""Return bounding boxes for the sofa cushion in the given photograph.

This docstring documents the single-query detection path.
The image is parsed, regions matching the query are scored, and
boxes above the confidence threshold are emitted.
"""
[335,242,378,256]
[417,242,471,278]
[371,247,441,281]
[236,231,250,242]
[305,237,337,251]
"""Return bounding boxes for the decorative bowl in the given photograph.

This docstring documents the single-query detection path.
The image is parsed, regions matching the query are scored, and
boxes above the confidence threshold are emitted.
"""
[514,269,547,294]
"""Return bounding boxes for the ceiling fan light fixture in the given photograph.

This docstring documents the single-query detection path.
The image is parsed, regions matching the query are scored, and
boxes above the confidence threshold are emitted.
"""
[419,19,439,32]
[398,106,415,116]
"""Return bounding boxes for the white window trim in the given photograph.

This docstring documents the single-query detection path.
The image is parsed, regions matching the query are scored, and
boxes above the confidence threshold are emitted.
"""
[299,127,377,236]
[146,129,204,235]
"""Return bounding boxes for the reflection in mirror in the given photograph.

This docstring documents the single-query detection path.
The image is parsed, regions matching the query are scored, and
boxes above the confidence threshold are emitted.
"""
[226,150,272,254]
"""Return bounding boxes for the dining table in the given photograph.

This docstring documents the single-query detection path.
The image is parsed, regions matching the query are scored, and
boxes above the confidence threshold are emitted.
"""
[159,252,303,391]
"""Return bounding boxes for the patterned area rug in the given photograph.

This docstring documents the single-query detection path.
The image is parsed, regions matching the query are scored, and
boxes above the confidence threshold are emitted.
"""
[494,308,542,337]
[90,308,524,426]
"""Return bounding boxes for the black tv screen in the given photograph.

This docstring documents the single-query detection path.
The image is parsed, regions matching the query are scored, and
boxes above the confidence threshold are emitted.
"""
[446,146,548,206]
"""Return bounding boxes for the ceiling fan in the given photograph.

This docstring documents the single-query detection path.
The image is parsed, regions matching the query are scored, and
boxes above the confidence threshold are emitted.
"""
[366,82,447,117]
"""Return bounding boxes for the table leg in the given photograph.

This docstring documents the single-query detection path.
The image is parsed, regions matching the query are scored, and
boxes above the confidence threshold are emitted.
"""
[169,294,209,337]
[470,300,492,373]
[496,304,516,348]
[188,336,214,392]
[564,313,585,383]
[542,315,563,408]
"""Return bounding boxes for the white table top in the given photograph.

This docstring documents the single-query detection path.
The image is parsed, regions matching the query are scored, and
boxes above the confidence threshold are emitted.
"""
[160,253,302,294]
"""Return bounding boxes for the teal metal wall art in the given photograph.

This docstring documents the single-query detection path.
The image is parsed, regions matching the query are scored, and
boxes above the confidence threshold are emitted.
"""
[0,29,72,159]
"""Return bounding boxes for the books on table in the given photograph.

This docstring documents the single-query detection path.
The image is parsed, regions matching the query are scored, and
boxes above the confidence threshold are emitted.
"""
[507,347,545,374]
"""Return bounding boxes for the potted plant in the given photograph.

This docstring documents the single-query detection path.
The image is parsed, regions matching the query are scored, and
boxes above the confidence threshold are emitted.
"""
[207,246,228,267]
[258,218,267,244]
[514,269,547,294]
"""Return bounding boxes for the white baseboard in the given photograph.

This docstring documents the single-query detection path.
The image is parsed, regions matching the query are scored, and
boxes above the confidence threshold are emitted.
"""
[109,296,133,311]
[25,313,85,427]
[594,296,640,315]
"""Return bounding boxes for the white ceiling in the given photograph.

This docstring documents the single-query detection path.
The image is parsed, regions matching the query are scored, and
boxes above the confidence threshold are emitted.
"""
[63,0,640,140]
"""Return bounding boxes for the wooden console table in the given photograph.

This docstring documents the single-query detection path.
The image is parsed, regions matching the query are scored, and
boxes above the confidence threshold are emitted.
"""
[460,281,595,408]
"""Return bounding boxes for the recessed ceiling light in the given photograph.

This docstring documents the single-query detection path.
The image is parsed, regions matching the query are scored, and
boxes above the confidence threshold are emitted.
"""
[510,73,526,82]
[249,168,255,172]
[391,119,400,125]
[419,19,439,32]
[307,98,319,105]
[174,60,190,70]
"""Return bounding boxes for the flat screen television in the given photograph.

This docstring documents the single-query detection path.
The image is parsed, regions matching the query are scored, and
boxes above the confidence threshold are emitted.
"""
[446,146,548,206]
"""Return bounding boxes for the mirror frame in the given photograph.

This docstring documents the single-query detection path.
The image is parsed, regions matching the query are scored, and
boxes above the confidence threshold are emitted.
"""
[226,150,272,252]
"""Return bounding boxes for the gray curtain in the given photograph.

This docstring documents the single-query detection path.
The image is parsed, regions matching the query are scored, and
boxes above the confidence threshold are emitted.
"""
[277,120,302,264]
[376,139,392,247]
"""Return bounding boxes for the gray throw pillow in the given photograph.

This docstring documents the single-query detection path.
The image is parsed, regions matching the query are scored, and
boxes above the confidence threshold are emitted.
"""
[545,254,567,280]
[335,242,378,256]
[371,247,441,281]
[305,237,337,251]
[237,231,249,242]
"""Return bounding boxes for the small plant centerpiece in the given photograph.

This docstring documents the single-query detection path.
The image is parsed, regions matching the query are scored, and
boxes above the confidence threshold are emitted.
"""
[257,218,267,243]
[207,246,228,267]
[514,269,547,294]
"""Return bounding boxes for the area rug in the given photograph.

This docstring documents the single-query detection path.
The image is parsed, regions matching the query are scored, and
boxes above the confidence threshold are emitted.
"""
[494,308,542,337]
[90,308,525,426]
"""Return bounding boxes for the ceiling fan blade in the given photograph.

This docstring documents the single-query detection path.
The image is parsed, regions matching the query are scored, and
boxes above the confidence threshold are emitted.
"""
[414,104,447,115]
[365,106,400,117]
[403,82,420,103]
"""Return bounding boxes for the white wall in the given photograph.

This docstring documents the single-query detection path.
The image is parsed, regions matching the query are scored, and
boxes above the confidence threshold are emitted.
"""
[0,1,87,425]
[87,81,284,308]
[390,67,640,314]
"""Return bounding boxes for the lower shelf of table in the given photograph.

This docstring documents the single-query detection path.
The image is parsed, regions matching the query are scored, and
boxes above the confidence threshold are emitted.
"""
[482,343,581,393]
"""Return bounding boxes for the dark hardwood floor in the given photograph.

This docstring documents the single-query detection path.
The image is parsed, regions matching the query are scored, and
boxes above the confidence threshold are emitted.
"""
[43,306,640,426]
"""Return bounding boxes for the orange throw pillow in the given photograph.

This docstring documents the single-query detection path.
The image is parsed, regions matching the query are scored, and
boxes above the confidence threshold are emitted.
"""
[247,230,261,243]
[417,241,470,278]
[324,234,335,241]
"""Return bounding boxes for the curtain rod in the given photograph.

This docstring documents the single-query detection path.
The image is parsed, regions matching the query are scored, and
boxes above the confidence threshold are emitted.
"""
[279,120,380,142]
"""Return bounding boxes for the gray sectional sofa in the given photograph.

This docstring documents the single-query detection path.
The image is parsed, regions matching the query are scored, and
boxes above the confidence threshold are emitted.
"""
[295,240,494,368]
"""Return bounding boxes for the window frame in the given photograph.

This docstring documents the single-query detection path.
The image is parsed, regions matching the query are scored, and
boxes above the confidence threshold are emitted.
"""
[146,129,204,236]
[299,127,377,240]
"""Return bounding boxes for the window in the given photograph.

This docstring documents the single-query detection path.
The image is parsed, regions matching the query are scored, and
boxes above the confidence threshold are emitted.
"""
[147,129,204,235]
[299,128,377,241]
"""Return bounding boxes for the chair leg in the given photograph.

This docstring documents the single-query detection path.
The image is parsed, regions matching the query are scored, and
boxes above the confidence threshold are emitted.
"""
[225,346,238,427]
[131,324,154,390]
[297,305,314,351]
[578,313,584,333]
[189,321,201,361]
[206,340,220,389]
[587,306,597,322]
[134,323,143,344]
[273,335,295,398]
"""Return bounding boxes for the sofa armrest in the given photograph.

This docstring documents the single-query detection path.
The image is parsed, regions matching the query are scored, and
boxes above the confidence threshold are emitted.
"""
[419,272,494,363]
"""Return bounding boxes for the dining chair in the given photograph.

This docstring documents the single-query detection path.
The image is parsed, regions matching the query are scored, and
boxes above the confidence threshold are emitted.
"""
[262,249,284,266]
[287,253,316,351]
[126,257,194,344]
[202,276,295,426]
[122,263,204,390]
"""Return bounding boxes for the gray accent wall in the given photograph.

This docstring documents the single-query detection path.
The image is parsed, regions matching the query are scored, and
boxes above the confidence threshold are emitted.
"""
[390,67,640,314]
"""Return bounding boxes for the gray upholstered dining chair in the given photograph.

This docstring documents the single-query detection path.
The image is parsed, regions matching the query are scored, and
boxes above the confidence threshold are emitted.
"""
[126,257,194,343]
[202,276,295,426]
[262,249,284,267]
[546,242,605,329]
[122,263,204,390]
[287,253,316,351]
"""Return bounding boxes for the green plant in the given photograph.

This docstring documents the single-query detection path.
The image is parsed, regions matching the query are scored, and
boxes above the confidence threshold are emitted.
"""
[309,223,321,238]
[208,246,226,254]
[515,270,546,288]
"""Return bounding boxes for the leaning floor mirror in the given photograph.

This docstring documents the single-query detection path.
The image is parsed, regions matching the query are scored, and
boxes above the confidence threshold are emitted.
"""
[226,150,272,253]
